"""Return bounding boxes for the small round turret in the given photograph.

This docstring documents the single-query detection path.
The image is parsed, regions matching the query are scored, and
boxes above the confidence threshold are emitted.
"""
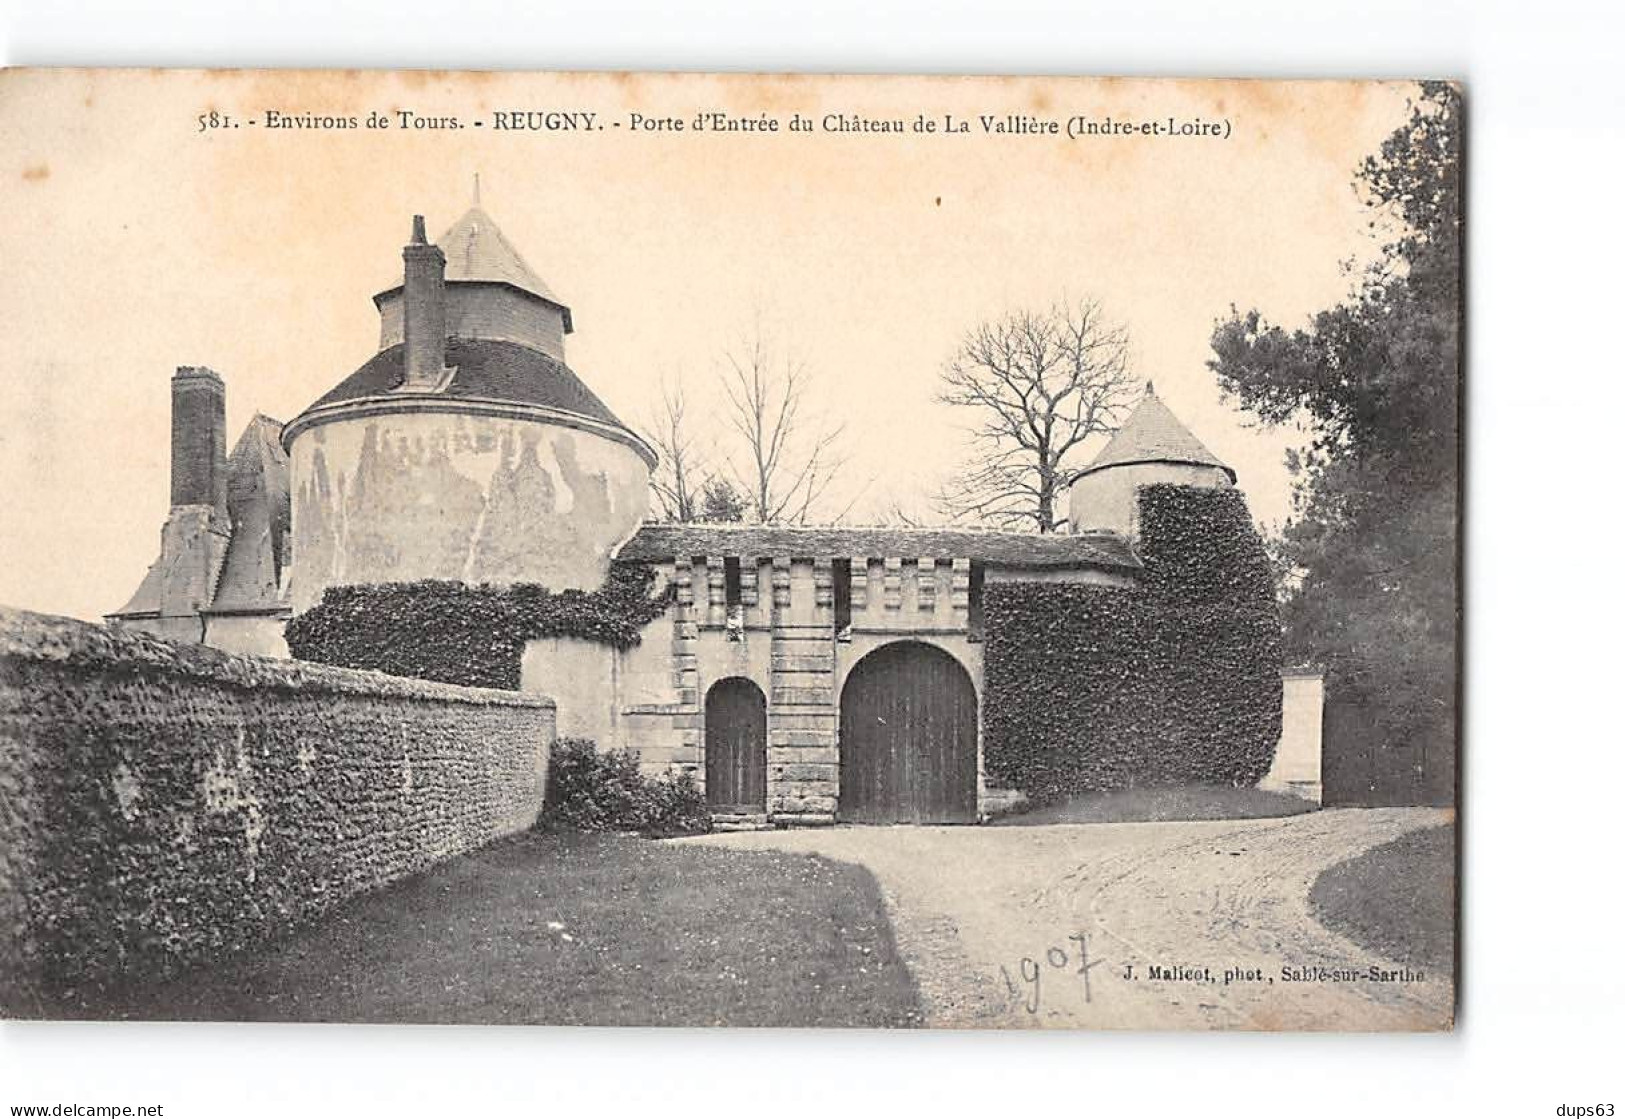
[1066,382,1234,537]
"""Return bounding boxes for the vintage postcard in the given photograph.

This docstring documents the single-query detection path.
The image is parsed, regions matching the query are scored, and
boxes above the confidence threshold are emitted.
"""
[0,69,1460,1030]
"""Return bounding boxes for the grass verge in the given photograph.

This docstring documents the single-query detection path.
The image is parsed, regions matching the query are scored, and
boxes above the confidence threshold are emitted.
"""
[989,785,1318,826]
[67,831,922,1027]
[1308,823,1455,972]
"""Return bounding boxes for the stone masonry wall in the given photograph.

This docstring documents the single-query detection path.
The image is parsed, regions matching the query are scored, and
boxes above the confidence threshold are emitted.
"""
[0,606,554,1015]
[287,413,648,612]
[622,555,990,824]
[379,285,568,361]
[518,552,1130,825]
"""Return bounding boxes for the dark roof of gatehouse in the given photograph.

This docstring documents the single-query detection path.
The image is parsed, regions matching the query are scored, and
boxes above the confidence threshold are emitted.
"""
[619,523,1141,570]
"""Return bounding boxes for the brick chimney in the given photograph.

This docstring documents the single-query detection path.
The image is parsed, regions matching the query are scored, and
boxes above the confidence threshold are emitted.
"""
[105,365,234,641]
[170,365,228,517]
[400,214,449,391]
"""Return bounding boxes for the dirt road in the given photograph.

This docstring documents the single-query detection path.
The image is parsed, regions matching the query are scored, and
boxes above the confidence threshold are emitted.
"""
[683,807,1453,1030]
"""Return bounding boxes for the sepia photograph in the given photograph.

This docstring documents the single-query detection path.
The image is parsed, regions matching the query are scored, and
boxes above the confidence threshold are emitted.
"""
[0,69,1463,1039]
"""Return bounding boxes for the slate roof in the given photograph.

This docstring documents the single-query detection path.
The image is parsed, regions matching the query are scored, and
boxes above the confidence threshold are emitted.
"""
[111,415,294,620]
[438,206,560,301]
[1078,385,1235,482]
[209,415,291,614]
[375,206,571,329]
[108,547,165,619]
[295,338,629,431]
[619,523,1141,570]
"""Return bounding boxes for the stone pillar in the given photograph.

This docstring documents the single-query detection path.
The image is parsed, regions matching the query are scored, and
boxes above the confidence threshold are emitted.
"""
[705,555,727,628]
[916,557,938,613]
[674,557,695,610]
[849,556,870,613]
[950,558,971,616]
[812,557,834,614]
[739,556,766,630]
[883,556,903,610]
[767,556,838,825]
[670,561,702,788]
[770,556,792,609]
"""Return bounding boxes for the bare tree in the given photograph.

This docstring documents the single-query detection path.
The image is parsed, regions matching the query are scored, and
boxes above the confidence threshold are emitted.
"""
[643,377,705,522]
[937,299,1138,532]
[876,498,929,528]
[718,329,850,523]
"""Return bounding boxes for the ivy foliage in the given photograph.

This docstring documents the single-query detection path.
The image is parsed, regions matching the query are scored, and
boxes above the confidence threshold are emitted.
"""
[285,563,674,690]
[983,485,1282,802]
[537,738,711,838]
[0,606,549,1012]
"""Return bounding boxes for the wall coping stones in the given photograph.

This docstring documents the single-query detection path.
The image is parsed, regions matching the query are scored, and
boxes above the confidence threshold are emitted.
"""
[0,606,553,709]
[620,522,1142,569]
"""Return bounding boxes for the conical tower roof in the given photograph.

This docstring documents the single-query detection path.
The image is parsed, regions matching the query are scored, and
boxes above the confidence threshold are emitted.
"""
[1077,383,1235,482]
[374,204,572,331]
[438,206,560,303]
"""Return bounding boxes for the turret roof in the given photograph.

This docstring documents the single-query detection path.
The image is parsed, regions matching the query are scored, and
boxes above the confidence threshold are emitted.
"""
[281,338,654,466]
[457,204,565,296]
[439,206,560,299]
[374,205,572,330]
[1076,384,1235,482]
[299,338,615,422]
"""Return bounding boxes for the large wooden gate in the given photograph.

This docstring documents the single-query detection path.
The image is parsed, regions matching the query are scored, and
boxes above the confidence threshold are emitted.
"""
[839,642,978,824]
[705,677,767,811]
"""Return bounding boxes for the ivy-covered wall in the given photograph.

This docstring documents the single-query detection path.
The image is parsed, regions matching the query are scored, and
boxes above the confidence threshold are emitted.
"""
[0,606,554,1015]
[285,563,673,690]
[982,485,1282,801]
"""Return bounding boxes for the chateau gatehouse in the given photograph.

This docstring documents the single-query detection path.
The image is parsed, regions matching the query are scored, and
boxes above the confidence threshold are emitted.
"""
[110,199,1315,825]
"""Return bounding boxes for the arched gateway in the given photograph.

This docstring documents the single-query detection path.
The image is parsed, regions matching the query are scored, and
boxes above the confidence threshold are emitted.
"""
[704,677,767,812]
[838,642,978,824]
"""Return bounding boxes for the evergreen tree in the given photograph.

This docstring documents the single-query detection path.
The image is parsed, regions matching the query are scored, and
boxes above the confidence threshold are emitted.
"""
[1207,82,1461,804]
[697,477,747,523]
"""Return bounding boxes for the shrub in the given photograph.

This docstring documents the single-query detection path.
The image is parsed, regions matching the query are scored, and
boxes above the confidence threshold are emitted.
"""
[538,738,711,838]
[982,484,1283,802]
[285,563,673,690]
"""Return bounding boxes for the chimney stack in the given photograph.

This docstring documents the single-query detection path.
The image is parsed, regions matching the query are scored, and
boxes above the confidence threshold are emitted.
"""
[170,366,228,517]
[401,214,448,390]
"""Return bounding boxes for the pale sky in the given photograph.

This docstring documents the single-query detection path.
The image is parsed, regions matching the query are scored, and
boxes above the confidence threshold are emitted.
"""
[0,70,1415,621]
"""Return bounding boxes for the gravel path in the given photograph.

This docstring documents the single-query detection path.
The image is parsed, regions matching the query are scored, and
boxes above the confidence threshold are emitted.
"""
[680,807,1453,1030]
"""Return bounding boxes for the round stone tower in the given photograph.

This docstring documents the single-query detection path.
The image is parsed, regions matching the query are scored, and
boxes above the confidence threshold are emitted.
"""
[281,208,655,613]
[1066,382,1235,538]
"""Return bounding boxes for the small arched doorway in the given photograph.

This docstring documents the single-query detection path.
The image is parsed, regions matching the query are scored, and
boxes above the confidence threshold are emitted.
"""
[704,677,767,812]
[839,642,978,824]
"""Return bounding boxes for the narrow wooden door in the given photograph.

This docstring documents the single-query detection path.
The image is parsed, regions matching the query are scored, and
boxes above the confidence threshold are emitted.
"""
[705,677,767,811]
[838,642,978,824]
